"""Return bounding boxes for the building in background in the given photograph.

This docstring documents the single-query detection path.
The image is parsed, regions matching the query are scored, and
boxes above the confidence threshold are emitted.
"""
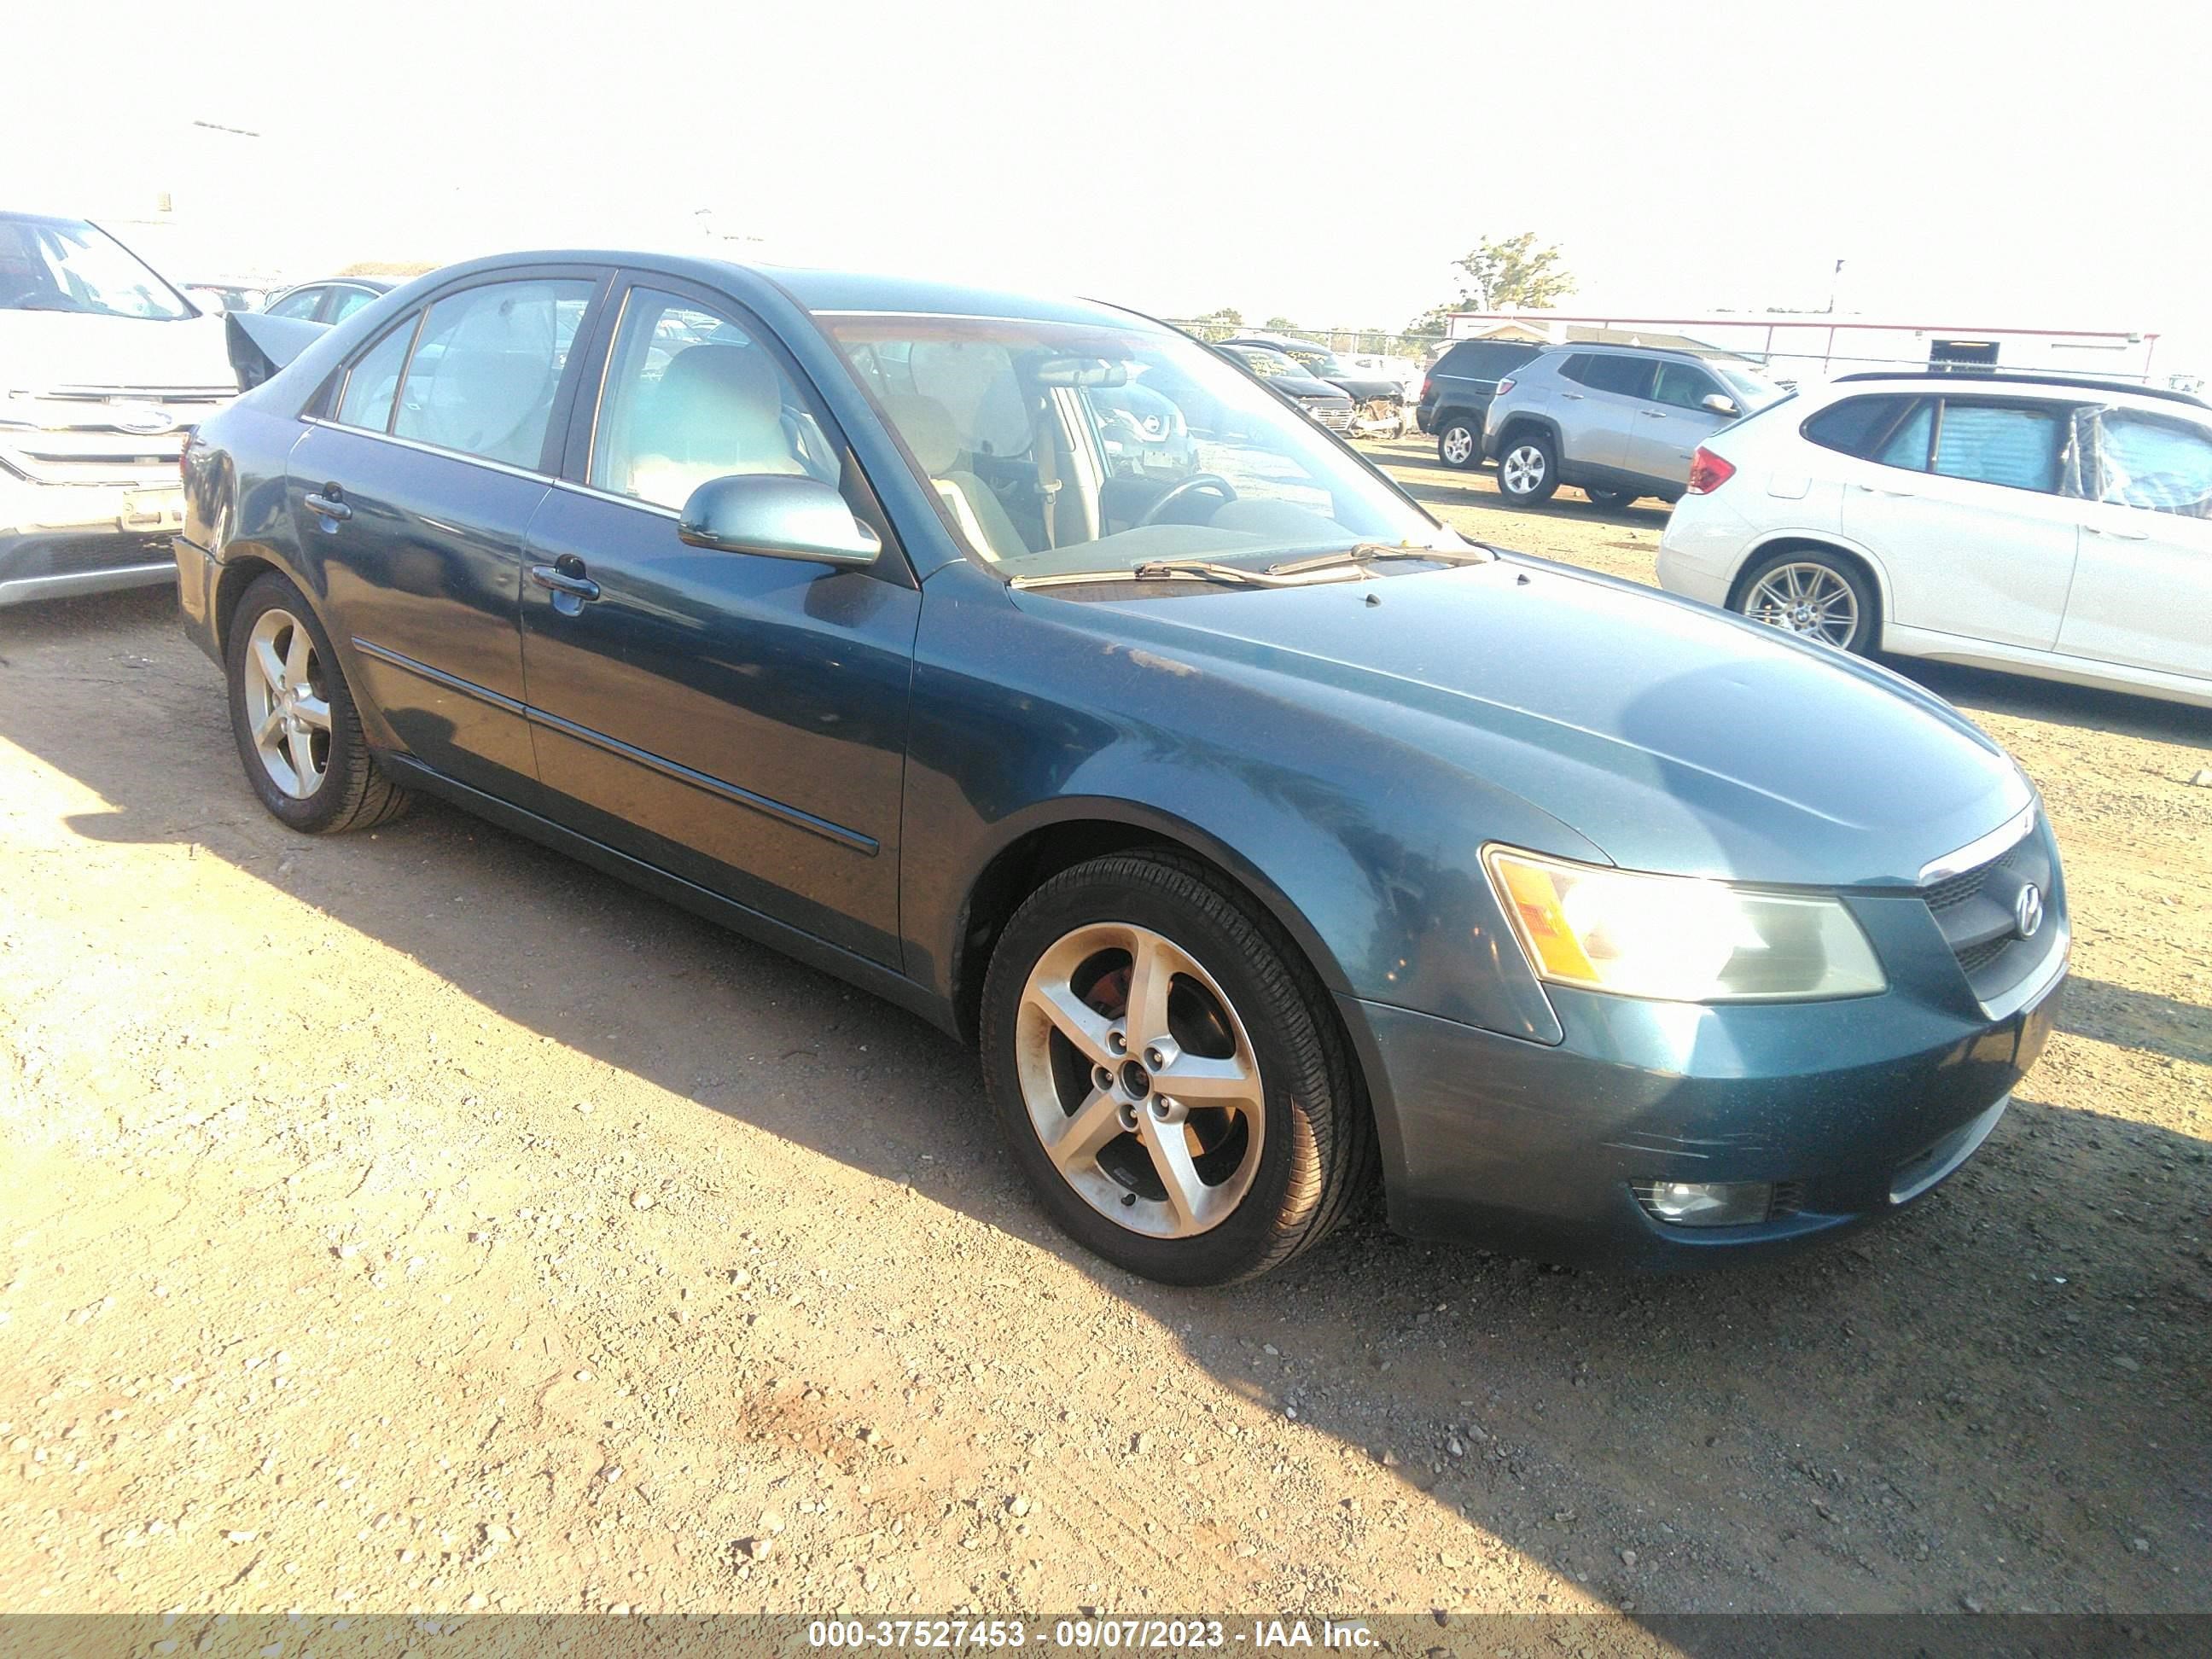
[1444,310,2168,387]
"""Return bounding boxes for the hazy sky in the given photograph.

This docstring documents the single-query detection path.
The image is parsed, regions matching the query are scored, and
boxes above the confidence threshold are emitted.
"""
[15,0,2211,370]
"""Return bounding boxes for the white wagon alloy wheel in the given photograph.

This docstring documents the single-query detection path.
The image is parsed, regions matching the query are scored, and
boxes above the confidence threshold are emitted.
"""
[1014,921,1265,1239]
[242,607,332,799]
[1743,561,1861,649]
[1500,442,1547,495]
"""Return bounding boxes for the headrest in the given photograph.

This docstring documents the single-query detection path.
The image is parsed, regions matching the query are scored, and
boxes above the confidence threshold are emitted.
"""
[881,392,962,475]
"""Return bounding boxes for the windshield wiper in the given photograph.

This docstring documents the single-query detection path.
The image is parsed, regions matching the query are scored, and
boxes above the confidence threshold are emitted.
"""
[1266,542,1493,577]
[1010,560,1273,591]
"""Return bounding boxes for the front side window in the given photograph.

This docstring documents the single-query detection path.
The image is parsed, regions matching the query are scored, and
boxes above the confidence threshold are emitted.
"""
[1932,402,2066,493]
[2093,410,2212,516]
[1578,355,1657,399]
[829,311,1452,578]
[1651,362,1722,411]
[330,287,380,323]
[267,288,325,320]
[589,288,841,512]
[0,213,193,321]
[392,279,594,469]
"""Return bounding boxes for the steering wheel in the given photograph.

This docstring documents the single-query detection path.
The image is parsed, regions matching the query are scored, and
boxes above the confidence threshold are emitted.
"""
[1138,471,1237,527]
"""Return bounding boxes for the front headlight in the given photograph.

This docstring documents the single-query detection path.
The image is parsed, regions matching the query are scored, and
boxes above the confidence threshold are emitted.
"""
[1484,846,1885,1003]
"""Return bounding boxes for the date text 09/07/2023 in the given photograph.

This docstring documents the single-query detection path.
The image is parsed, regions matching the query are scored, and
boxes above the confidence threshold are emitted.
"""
[806,1617,1379,1649]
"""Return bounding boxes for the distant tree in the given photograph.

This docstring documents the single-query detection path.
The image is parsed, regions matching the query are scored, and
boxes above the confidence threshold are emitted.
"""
[335,259,439,278]
[1261,315,1299,333]
[1187,306,1244,341]
[1405,232,1575,333]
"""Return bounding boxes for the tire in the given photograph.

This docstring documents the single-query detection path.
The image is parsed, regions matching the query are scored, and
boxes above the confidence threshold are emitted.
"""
[226,572,413,833]
[980,852,1371,1285]
[1732,548,1879,655]
[1584,486,1635,510]
[1495,429,1560,503]
[1435,415,1481,470]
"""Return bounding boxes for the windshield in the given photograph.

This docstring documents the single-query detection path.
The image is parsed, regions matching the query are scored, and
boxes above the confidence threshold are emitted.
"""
[0,215,195,321]
[828,312,1454,581]
[1715,363,1786,410]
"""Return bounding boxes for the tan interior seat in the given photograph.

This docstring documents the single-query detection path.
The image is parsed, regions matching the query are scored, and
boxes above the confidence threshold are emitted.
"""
[881,392,1029,562]
[627,343,806,510]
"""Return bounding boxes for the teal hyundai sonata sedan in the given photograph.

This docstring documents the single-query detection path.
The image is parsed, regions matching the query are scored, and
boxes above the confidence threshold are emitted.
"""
[175,253,2067,1284]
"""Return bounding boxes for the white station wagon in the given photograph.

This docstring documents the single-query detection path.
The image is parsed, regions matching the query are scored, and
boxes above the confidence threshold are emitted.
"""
[1657,371,2212,708]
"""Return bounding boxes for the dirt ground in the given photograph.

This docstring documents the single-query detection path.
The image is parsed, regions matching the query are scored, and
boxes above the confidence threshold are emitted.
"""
[1,444,2206,1621]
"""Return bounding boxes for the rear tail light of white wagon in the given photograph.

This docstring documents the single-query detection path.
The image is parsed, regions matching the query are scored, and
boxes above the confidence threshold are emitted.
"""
[1686,446,1736,495]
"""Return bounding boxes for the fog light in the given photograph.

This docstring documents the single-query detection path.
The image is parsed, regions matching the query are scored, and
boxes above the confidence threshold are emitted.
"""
[1635,1179,1774,1227]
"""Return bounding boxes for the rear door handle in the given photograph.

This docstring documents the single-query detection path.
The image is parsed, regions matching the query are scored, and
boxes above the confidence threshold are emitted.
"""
[528,562,602,602]
[1638,409,1668,419]
[305,484,352,522]
[1559,391,1585,400]
[1852,481,1917,498]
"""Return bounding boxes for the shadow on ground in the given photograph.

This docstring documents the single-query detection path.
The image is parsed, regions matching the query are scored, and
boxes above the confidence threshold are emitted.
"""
[3,585,2206,1623]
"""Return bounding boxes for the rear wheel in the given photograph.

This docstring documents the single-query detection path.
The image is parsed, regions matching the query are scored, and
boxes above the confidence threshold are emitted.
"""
[1732,549,1877,653]
[226,573,412,833]
[1435,415,1481,469]
[1496,430,1560,503]
[980,853,1369,1284]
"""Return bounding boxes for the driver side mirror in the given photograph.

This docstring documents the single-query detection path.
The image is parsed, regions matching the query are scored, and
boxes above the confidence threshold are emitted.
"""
[1702,393,1740,417]
[678,474,882,567]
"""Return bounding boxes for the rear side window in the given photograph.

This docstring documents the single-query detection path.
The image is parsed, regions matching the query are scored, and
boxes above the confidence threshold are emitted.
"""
[1577,355,1657,399]
[330,287,379,323]
[1803,395,1920,459]
[334,320,416,432]
[267,288,323,320]
[393,279,595,469]
[1933,403,2065,494]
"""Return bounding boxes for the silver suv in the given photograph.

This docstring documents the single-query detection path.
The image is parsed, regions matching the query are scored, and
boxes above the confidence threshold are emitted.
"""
[1481,345,1784,509]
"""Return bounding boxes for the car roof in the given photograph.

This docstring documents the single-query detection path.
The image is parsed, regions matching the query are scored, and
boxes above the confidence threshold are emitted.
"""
[1531,341,1748,368]
[1825,370,2209,412]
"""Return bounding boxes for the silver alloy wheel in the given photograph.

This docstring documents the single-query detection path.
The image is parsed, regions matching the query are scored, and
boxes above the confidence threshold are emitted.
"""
[1014,921,1266,1239]
[1441,426,1476,465]
[242,608,332,799]
[1501,443,1546,494]
[1743,562,1860,648]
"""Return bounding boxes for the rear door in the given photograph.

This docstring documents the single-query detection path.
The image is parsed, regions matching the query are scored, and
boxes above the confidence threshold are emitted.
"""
[1837,394,2083,649]
[289,267,605,806]
[2058,406,2212,680]
[1556,353,1651,471]
[516,274,919,965]
[1627,360,1732,486]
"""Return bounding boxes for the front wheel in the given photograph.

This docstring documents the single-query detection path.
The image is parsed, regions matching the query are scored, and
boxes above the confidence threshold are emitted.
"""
[1496,431,1560,503]
[226,572,412,832]
[980,853,1370,1284]
[1732,550,1877,653]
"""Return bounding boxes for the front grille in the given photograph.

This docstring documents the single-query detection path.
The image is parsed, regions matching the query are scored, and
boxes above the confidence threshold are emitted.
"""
[1918,818,2057,1001]
[1310,403,1355,432]
[1,534,174,581]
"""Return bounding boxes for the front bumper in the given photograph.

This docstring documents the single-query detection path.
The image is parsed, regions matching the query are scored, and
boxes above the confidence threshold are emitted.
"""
[1343,930,2067,1266]
[1,474,185,607]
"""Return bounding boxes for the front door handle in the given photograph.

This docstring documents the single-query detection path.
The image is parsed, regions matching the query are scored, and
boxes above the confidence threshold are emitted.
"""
[305,484,352,522]
[1638,409,1668,419]
[528,562,602,602]
[2084,522,2150,541]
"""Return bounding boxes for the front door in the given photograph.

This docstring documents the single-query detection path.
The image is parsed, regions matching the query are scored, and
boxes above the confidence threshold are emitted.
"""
[2058,406,2212,681]
[291,272,601,805]
[1627,360,1733,487]
[518,280,919,965]
[1838,395,2082,649]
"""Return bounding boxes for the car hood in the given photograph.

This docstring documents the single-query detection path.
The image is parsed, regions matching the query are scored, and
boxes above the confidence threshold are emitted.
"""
[1274,376,1348,403]
[0,309,234,393]
[1027,556,2030,888]
[1324,375,1402,401]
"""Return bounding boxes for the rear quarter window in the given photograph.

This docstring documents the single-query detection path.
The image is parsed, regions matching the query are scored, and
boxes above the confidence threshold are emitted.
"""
[1802,394,1921,459]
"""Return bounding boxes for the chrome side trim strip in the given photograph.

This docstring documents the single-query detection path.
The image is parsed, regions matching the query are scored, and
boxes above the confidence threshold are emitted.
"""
[302,418,556,487]
[349,637,528,717]
[1918,802,2035,886]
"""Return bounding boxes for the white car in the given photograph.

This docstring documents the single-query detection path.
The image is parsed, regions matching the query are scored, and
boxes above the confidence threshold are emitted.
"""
[1,209,236,606]
[1657,370,2212,708]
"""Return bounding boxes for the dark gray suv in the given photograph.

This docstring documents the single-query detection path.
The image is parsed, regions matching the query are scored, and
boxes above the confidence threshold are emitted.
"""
[1481,345,1785,508]
[1418,338,1544,467]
